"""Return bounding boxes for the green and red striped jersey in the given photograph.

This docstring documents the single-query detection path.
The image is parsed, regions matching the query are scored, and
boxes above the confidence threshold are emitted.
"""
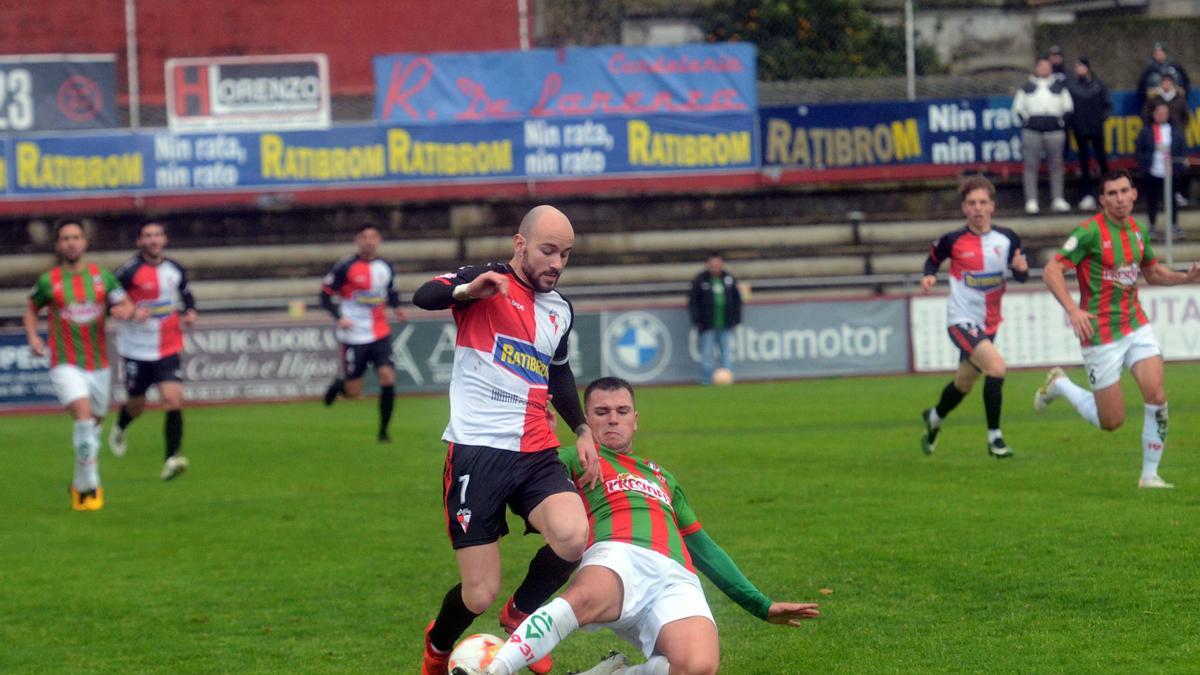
[1055,213,1157,347]
[559,445,702,572]
[28,264,126,371]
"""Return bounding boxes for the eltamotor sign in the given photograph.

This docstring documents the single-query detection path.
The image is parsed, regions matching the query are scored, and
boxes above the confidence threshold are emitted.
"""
[165,54,330,131]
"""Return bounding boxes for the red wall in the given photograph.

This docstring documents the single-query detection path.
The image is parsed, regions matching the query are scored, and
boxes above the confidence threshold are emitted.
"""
[0,0,526,102]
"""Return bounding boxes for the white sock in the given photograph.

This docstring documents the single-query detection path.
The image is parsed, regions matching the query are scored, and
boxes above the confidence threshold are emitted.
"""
[987,429,1002,443]
[1141,403,1167,479]
[1053,376,1100,428]
[927,408,942,427]
[487,597,579,675]
[619,656,671,675]
[72,419,100,491]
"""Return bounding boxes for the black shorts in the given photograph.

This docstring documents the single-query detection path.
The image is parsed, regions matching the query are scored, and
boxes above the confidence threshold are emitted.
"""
[442,443,578,549]
[339,338,393,380]
[123,353,183,397]
[948,323,997,362]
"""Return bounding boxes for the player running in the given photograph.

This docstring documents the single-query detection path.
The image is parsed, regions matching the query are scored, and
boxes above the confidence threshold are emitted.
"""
[23,221,135,511]
[485,377,819,675]
[919,175,1030,459]
[320,223,407,442]
[109,222,197,480]
[413,205,600,675]
[1036,169,1200,488]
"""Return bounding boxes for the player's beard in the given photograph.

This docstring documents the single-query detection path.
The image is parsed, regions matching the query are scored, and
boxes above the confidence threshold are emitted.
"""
[521,250,559,292]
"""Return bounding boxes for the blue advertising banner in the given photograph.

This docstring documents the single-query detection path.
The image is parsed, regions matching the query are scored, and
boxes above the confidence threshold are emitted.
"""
[0,332,55,408]
[373,44,757,124]
[1,113,755,197]
[761,90,1200,171]
[0,56,119,131]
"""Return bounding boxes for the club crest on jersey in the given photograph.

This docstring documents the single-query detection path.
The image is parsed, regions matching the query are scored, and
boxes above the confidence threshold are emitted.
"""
[456,508,472,533]
[605,472,673,508]
[548,309,560,333]
[646,460,666,485]
[493,335,550,385]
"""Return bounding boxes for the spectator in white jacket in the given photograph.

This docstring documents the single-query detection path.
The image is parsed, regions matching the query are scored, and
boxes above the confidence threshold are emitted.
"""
[1013,57,1075,214]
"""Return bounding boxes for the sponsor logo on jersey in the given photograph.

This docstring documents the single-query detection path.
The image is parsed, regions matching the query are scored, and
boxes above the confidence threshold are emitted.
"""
[352,289,386,306]
[61,302,103,324]
[1102,264,1139,288]
[493,335,550,384]
[139,298,175,319]
[456,508,472,533]
[605,472,673,508]
[962,270,1004,292]
[603,311,671,382]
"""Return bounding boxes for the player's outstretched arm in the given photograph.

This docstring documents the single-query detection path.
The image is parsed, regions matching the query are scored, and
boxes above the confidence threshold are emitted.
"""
[548,362,599,486]
[1144,261,1200,286]
[684,528,774,620]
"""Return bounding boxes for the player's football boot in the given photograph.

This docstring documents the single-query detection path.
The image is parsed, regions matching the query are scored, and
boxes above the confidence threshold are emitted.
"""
[569,651,629,675]
[1138,475,1175,489]
[920,408,940,455]
[70,485,104,511]
[422,620,450,675]
[161,455,189,481]
[1034,367,1065,412]
[987,437,1013,459]
[500,597,553,674]
[108,425,127,457]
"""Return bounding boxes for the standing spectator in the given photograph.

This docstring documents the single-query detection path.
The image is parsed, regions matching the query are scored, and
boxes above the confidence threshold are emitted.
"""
[1141,72,1191,129]
[688,252,742,385]
[1136,42,1191,114]
[1047,45,1067,81]
[1066,57,1111,212]
[1135,102,1187,239]
[1013,57,1074,214]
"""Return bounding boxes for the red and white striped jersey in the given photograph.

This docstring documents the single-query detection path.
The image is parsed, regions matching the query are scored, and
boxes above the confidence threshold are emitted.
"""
[321,255,400,345]
[925,226,1024,333]
[433,263,574,452]
[114,255,195,361]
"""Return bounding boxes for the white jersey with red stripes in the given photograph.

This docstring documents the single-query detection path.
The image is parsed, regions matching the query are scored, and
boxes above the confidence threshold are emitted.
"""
[322,255,397,345]
[114,255,192,361]
[436,263,574,453]
[927,226,1022,333]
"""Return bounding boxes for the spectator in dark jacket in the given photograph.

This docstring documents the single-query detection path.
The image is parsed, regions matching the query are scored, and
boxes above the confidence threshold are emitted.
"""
[688,252,742,384]
[1136,42,1191,114]
[1135,102,1187,238]
[1141,72,1190,128]
[1066,57,1111,211]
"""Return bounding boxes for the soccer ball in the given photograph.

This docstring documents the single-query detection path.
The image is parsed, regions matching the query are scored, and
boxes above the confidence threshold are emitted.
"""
[712,368,734,386]
[447,633,503,674]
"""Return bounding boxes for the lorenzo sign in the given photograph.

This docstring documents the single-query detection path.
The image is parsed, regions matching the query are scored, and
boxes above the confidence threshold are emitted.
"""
[166,54,331,131]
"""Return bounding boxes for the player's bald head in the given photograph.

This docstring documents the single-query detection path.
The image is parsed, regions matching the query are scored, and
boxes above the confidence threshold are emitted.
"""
[519,205,573,242]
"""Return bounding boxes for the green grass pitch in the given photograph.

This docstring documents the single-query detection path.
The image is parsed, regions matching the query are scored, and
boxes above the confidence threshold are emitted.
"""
[3,364,1199,673]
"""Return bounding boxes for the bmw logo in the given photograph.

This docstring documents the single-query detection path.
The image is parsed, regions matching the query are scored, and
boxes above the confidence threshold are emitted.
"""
[603,311,672,382]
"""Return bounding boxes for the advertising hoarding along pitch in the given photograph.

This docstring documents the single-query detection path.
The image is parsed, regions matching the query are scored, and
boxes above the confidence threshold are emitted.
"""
[165,54,331,131]
[0,55,118,131]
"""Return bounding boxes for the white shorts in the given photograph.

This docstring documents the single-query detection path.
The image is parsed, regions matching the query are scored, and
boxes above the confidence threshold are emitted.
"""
[1081,324,1161,390]
[49,364,111,413]
[580,541,715,658]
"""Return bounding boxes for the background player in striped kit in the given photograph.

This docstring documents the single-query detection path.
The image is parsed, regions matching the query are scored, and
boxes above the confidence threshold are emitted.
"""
[320,223,407,442]
[919,176,1029,459]
[110,222,197,480]
[413,205,600,675]
[1037,169,1200,488]
[23,221,135,510]
[485,377,819,675]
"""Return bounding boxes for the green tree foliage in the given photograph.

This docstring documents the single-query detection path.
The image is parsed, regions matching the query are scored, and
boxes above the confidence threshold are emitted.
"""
[700,0,944,80]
